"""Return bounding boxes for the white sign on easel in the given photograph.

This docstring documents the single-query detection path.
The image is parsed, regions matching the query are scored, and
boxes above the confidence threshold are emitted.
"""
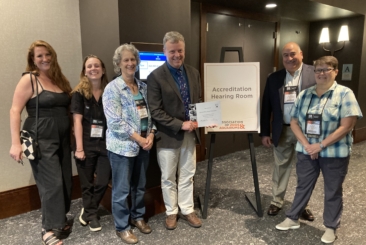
[204,62,260,133]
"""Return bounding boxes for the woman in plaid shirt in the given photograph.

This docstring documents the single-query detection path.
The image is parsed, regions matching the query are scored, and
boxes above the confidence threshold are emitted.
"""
[275,56,362,243]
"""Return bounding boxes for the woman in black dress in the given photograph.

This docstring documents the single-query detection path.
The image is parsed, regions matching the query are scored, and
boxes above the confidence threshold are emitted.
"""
[9,40,72,245]
[71,55,111,232]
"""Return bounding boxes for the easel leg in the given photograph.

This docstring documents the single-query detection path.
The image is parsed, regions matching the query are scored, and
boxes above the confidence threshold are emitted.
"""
[199,133,215,219]
[245,133,263,217]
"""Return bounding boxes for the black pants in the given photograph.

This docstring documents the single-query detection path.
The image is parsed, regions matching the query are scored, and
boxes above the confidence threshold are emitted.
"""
[29,116,72,231]
[76,150,111,221]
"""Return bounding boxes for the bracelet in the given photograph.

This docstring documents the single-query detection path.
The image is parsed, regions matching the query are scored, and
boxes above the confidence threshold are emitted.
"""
[76,149,84,152]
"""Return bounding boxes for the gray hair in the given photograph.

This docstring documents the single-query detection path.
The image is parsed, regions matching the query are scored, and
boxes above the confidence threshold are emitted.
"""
[163,31,185,49]
[112,43,140,74]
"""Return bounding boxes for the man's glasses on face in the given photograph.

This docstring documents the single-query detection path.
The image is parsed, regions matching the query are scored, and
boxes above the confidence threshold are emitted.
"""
[314,68,334,74]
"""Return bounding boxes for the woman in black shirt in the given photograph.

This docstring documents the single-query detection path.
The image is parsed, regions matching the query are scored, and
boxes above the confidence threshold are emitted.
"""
[71,55,111,232]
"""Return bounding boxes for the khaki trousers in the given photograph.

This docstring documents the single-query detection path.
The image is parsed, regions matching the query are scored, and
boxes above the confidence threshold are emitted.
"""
[157,132,196,215]
[271,126,297,208]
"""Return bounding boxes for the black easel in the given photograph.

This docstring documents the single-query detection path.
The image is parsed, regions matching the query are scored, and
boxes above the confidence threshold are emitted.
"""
[199,47,263,218]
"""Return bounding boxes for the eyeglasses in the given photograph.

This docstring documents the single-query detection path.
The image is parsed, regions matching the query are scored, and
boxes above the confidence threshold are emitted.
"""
[314,68,334,74]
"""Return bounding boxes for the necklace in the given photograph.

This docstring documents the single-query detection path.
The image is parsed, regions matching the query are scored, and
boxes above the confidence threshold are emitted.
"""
[127,82,138,94]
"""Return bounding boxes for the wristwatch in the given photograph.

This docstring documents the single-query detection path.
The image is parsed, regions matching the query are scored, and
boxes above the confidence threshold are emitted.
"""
[319,143,325,150]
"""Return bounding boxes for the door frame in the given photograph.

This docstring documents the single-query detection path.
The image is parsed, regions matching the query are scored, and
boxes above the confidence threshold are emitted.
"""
[197,3,280,161]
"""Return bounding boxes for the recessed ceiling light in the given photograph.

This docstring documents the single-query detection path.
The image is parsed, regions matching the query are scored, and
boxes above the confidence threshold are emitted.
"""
[266,3,277,8]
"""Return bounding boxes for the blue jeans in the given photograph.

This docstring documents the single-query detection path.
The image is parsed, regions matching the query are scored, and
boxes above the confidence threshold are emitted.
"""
[108,149,149,232]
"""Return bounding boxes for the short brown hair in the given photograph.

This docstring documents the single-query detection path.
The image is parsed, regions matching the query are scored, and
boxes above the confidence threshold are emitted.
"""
[313,56,338,70]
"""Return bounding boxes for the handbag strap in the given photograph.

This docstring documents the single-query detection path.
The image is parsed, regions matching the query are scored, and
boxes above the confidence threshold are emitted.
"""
[29,72,39,144]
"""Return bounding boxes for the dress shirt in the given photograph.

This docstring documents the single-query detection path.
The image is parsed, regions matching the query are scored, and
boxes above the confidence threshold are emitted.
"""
[283,64,303,124]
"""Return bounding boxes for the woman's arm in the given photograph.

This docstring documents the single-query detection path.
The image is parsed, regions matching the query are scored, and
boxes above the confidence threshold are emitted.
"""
[73,113,85,160]
[290,118,310,148]
[305,116,357,155]
[103,83,145,147]
[290,118,319,159]
[130,132,149,148]
[9,75,34,162]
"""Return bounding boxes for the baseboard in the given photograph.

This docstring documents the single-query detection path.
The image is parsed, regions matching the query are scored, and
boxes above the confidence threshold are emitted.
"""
[354,126,366,143]
[0,176,166,220]
[100,184,166,219]
[0,176,81,220]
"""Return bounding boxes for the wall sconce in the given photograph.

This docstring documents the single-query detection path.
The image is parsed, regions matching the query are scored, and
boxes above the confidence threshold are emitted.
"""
[319,25,349,56]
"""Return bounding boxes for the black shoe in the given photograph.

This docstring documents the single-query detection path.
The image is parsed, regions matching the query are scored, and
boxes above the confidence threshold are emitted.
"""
[301,208,314,221]
[89,219,102,232]
[267,204,282,216]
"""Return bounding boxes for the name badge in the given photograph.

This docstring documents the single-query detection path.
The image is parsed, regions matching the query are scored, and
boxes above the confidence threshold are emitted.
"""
[284,86,298,104]
[305,114,322,138]
[137,106,148,119]
[90,119,104,138]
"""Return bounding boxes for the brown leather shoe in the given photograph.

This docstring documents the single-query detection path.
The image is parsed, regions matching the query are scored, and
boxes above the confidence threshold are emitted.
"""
[116,230,138,244]
[183,212,202,228]
[165,214,178,230]
[301,208,315,221]
[267,204,282,216]
[131,219,152,234]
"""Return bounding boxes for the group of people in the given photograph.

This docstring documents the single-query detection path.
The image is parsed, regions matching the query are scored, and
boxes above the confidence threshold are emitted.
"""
[9,31,201,245]
[261,42,362,243]
[9,31,361,245]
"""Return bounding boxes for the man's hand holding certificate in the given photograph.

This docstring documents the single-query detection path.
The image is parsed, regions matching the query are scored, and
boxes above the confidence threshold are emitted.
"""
[189,101,222,127]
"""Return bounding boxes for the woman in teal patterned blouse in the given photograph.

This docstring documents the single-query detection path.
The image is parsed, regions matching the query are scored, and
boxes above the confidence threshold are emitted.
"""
[102,43,156,244]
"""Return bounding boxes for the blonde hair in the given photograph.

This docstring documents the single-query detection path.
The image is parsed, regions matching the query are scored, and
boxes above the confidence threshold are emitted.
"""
[26,40,71,94]
[71,55,109,99]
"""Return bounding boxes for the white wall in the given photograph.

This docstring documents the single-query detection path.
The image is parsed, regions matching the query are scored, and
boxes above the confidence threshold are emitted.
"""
[0,0,82,192]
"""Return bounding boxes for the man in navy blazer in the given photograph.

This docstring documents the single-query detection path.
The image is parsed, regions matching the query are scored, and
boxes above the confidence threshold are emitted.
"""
[147,31,202,230]
[260,42,316,220]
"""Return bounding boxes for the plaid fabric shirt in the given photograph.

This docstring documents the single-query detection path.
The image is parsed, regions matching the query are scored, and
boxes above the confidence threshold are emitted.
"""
[290,81,362,158]
[102,76,156,157]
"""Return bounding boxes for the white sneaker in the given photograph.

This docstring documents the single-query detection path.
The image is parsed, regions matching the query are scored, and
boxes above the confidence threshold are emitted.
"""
[79,208,88,226]
[275,218,300,230]
[321,228,336,243]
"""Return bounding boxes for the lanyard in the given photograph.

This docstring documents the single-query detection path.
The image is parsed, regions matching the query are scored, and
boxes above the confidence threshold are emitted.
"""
[306,90,332,115]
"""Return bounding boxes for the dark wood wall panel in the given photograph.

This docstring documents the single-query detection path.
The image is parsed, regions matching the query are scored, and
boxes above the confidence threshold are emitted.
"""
[277,19,310,69]
[0,176,81,220]
[308,16,364,95]
[118,0,192,63]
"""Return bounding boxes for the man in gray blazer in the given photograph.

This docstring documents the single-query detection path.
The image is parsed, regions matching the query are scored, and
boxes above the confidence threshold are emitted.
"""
[260,42,316,220]
[147,31,202,230]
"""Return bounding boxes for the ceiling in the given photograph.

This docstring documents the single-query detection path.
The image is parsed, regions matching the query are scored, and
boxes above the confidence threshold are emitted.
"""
[193,0,361,22]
